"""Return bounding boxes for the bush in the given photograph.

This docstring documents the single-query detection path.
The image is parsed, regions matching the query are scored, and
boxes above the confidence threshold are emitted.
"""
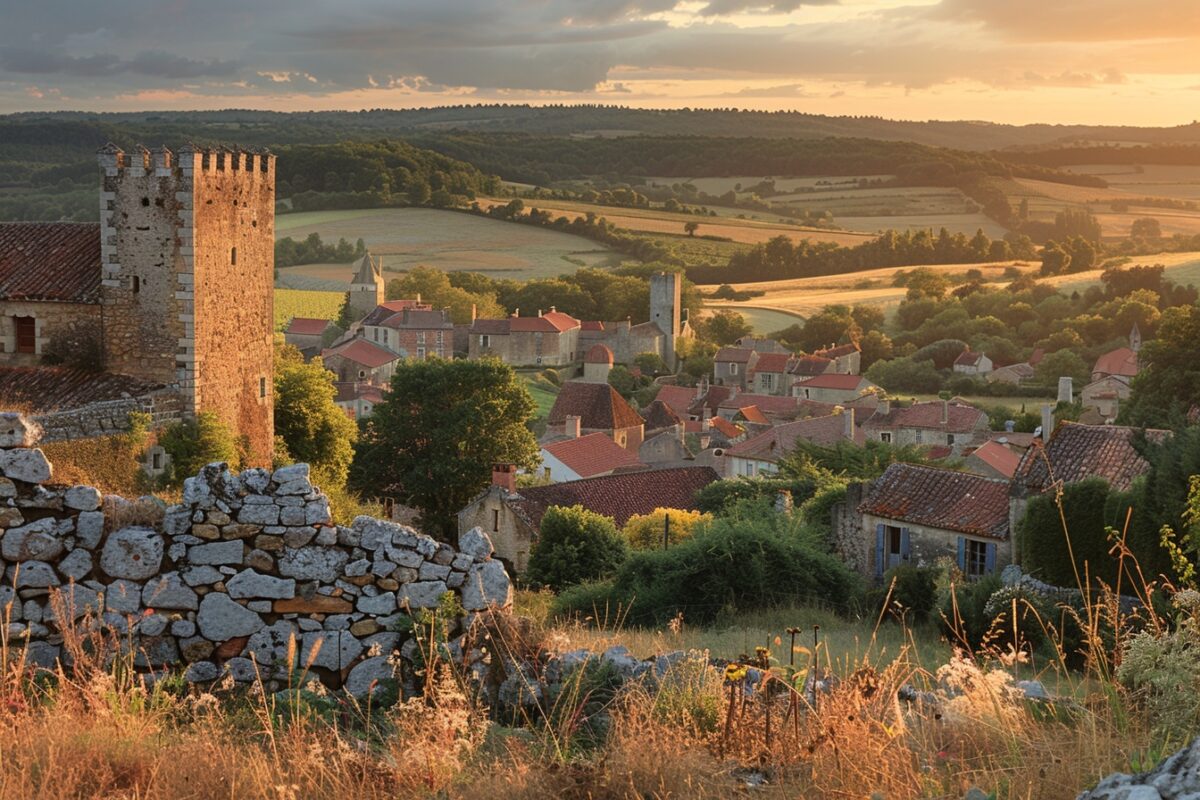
[693,476,817,515]
[622,508,709,550]
[873,565,940,625]
[157,411,242,487]
[554,510,861,625]
[1117,591,1200,745]
[527,505,628,591]
[1016,478,1131,588]
[940,574,1003,649]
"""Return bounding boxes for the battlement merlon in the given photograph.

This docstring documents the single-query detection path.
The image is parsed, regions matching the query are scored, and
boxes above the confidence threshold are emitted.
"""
[97,144,274,179]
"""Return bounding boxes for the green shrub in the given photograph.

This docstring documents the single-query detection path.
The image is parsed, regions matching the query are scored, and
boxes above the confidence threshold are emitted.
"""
[1017,477,1131,588]
[874,564,940,625]
[527,505,628,591]
[693,476,817,515]
[1117,591,1200,745]
[157,411,242,487]
[940,574,1003,649]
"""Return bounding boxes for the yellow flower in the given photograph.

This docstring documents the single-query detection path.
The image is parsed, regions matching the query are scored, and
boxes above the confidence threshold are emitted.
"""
[724,664,749,683]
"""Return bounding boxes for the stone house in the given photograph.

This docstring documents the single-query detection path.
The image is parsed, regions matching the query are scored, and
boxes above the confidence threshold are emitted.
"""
[284,317,339,354]
[714,347,757,388]
[468,309,580,367]
[457,465,719,573]
[539,430,645,482]
[814,343,861,375]
[724,410,857,478]
[953,349,993,375]
[1092,347,1139,382]
[862,400,989,454]
[963,440,1021,480]
[749,352,793,396]
[334,382,384,421]
[638,427,693,466]
[0,144,277,460]
[581,344,615,383]
[348,252,386,319]
[853,463,1012,579]
[986,362,1036,386]
[791,373,879,404]
[362,306,453,360]
[1081,375,1132,423]
[545,381,645,450]
[320,339,399,385]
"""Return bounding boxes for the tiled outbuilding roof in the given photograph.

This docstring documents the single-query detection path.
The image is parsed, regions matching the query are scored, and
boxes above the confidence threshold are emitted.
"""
[815,343,860,359]
[379,309,453,330]
[0,222,101,303]
[654,385,697,418]
[718,393,799,416]
[542,432,646,479]
[548,381,644,430]
[1014,422,1167,493]
[509,310,579,333]
[751,352,792,373]
[954,350,985,367]
[1092,347,1139,379]
[509,466,719,529]
[714,347,755,363]
[321,338,399,368]
[361,299,432,327]
[859,463,1011,539]
[0,366,163,413]
[866,401,987,434]
[641,399,682,431]
[726,413,850,461]
[790,355,834,377]
[793,373,870,391]
[967,440,1021,479]
[286,317,334,336]
[709,416,744,439]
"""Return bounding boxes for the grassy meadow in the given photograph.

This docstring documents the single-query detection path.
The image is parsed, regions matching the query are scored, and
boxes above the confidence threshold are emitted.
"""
[274,288,344,331]
[275,208,618,290]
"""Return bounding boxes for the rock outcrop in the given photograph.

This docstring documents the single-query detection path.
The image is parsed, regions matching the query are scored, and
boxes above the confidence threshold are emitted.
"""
[1077,737,1200,799]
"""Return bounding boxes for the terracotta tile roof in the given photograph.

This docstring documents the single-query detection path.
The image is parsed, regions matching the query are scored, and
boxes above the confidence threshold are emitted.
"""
[815,343,860,359]
[752,352,792,373]
[0,222,101,303]
[989,431,1037,449]
[508,310,580,333]
[866,401,987,434]
[1014,422,1168,493]
[286,317,334,336]
[790,355,834,376]
[542,432,646,478]
[321,338,399,369]
[726,414,850,461]
[710,416,744,439]
[361,300,432,327]
[690,385,733,416]
[380,309,453,330]
[737,405,769,424]
[954,350,985,367]
[967,440,1021,478]
[859,463,1011,539]
[548,381,644,430]
[641,399,682,431]
[580,320,605,332]
[794,374,870,391]
[654,385,696,418]
[1092,347,1138,379]
[714,347,755,363]
[718,393,799,416]
[510,466,720,529]
[0,366,163,413]
[584,344,614,365]
[469,318,511,335]
[1028,348,1045,366]
[989,363,1035,380]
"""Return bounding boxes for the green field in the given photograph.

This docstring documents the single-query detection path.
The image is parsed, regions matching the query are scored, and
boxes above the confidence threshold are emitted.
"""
[274,288,343,331]
[722,306,805,335]
[275,208,618,290]
[522,376,561,418]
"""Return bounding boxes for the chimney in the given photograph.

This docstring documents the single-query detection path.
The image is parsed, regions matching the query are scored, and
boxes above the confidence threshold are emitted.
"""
[538,309,543,317]
[843,406,855,440]
[565,415,582,439]
[1041,404,1054,443]
[513,307,519,318]
[941,398,949,425]
[471,303,477,323]
[879,398,891,415]
[416,292,421,304]
[491,463,516,493]
[1057,376,1074,405]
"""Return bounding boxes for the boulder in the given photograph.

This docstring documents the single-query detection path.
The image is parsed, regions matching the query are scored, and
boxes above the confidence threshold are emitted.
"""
[461,560,512,611]
[2,518,66,562]
[346,655,398,698]
[0,413,41,448]
[1077,736,1200,800]
[63,485,102,512]
[398,580,448,609]
[185,661,220,683]
[300,631,364,671]
[226,569,296,600]
[0,448,52,484]
[74,511,104,549]
[99,527,164,580]
[187,540,243,566]
[196,592,264,641]
[248,620,298,666]
[57,549,93,582]
[12,560,59,588]
[104,579,143,614]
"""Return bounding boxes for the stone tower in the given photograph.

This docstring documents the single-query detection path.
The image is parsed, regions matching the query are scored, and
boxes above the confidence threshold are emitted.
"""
[97,144,276,464]
[349,252,385,318]
[1129,321,1142,353]
[649,271,682,371]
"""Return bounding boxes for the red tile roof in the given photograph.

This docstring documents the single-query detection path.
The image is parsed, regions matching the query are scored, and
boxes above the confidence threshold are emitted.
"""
[548,381,644,430]
[714,347,755,363]
[815,343,860,359]
[0,222,100,303]
[726,414,850,461]
[710,416,744,439]
[286,317,334,336]
[322,338,399,368]
[954,350,985,367]
[867,401,987,434]
[641,399,682,431]
[510,466,720,529]
[509,310,580,333]
[469,318,511,335]
[654,385,697,418]
[752,352,792,373]
[1092,347,1139,379]
[794,373,869,391]
[580,320,605,332]
[719,393,799,416]
[361,300,432,327]
[859,463,1011,539]
[790,355,834,376]
[584,343,614,365]
[968,440,1021,478]
[1014,422,1167,493]
[542,432,646,478]
[0,366,163,413]
[737,405,769,424]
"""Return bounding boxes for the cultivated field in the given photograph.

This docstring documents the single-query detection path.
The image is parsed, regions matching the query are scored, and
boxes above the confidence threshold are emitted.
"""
[833,212,1008,238]
[644,174,896,196]
[273,288,344,331]
[1065,164,1200,201]
[275,208,618,290]
[1009,173,1200,238]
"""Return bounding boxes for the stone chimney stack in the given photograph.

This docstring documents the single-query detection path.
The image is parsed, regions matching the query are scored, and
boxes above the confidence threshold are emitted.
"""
[1057,376,1074,405]
[491,463,517,493]
[565,415,582,439]
[1041,405,1054,444]
[879,398,891,416]
[843,407,855,440]
[942,398,949,425]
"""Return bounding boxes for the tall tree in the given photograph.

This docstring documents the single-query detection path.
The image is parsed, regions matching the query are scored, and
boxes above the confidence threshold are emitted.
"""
[1122,304,1200,427]
[273,343,358,485]
[349,359,539,537]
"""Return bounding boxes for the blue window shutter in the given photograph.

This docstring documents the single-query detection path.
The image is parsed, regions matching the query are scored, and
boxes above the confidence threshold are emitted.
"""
[956,537,966,571]
[875,523,885,577]
[900,528,911,562]
[985,542,997,574]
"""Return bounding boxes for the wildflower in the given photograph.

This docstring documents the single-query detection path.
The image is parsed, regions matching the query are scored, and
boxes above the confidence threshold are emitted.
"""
[724,664,748,683]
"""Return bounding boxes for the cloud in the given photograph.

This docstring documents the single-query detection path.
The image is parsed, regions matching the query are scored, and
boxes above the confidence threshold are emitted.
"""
[698,0,839,15]
[929,0,1200,42]
[0,48,238,79]
[721,82,817,97]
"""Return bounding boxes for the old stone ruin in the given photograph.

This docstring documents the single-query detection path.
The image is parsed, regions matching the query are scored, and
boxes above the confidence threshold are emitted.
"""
[0,413,512,696]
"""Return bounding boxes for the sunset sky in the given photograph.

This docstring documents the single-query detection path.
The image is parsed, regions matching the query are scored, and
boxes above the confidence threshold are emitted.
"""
[3,0,1199,125]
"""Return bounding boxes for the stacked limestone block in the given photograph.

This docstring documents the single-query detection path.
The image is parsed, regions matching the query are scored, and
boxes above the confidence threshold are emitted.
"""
[0,413,512,695]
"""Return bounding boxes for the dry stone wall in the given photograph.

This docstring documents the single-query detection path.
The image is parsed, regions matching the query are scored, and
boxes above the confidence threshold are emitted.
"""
[0,413,511,695]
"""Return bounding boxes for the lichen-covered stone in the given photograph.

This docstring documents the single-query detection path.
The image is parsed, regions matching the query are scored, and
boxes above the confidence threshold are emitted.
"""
[0,448,52,484]
[99,527,163,580]
[185,661,220,683]
[63,485,101,512]
[461,560,513,611]
[0,413,41,448]
[277,546,348,582]
[187,540,243,566]
[58,548,93,581]
[226,569,295,600]
[12,560,59,588]
[237,503,280,526]
[346,655,398,697]
[458,527,494,560]
[2,518,66,562]
[141,572,199,610]
[197,592,264,641]
[75,511,104,549]
[398,580,448,609]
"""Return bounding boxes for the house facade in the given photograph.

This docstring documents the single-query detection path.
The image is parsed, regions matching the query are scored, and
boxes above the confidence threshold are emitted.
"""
[1081,375,1132,423]
[792,373,879,404]
[468,309,580,367]
[363,307,453,360]
[863,400,989,454]
[814,343,862,375]
[320,338,400,385]
[713,347,757,388]
[953,350,993,375]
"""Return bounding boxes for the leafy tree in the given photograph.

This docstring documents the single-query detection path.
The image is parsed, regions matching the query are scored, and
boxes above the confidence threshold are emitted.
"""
[791,305,860,352]
[633,352,666,375]
[781,438,947,481]
[698,309,752,346]
[387,266,504,323]
[527,505,628,590]
[683,221,699,236]
[1122,304,1200,427]
[865,356,943,394]
[1039,242,1072,276]
[859,329,894,370]
[1034,349,1089,387]
[623,508,710,550]
[904,268,950,300]
[349,359,539,537]
[157,411,242,487]
[273,343,358,485]
[1055,209,1102,243]
[1017,478,1132,588]
[1130,217,1163,240]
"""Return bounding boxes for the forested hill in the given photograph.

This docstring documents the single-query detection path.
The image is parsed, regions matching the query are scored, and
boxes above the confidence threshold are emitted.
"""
[5,107,1200,153]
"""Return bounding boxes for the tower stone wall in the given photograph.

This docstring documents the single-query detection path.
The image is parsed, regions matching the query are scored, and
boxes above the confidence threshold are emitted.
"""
[649,272,682,370]
[98,145,276,464]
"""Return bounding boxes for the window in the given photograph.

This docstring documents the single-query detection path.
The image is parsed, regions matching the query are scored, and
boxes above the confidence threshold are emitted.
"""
[914,429,923,443]
[436,331,444,345]
[966,539,988,577]
[480,334,491,349]
[875,524,910,576]
[14,316,35,354]
[132,275,141,294]
[259,377,267,398]
[946,434,954,446]
[230,246,237,265]
[492,509,500,532]
[417,347,425,359]
[880,432,892,444]
[730,363,738,375]
[152,452,163,470]
[416,331,426,345]
[372,328,379,342]
[763,373,775,390]
[358,369,367,379]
